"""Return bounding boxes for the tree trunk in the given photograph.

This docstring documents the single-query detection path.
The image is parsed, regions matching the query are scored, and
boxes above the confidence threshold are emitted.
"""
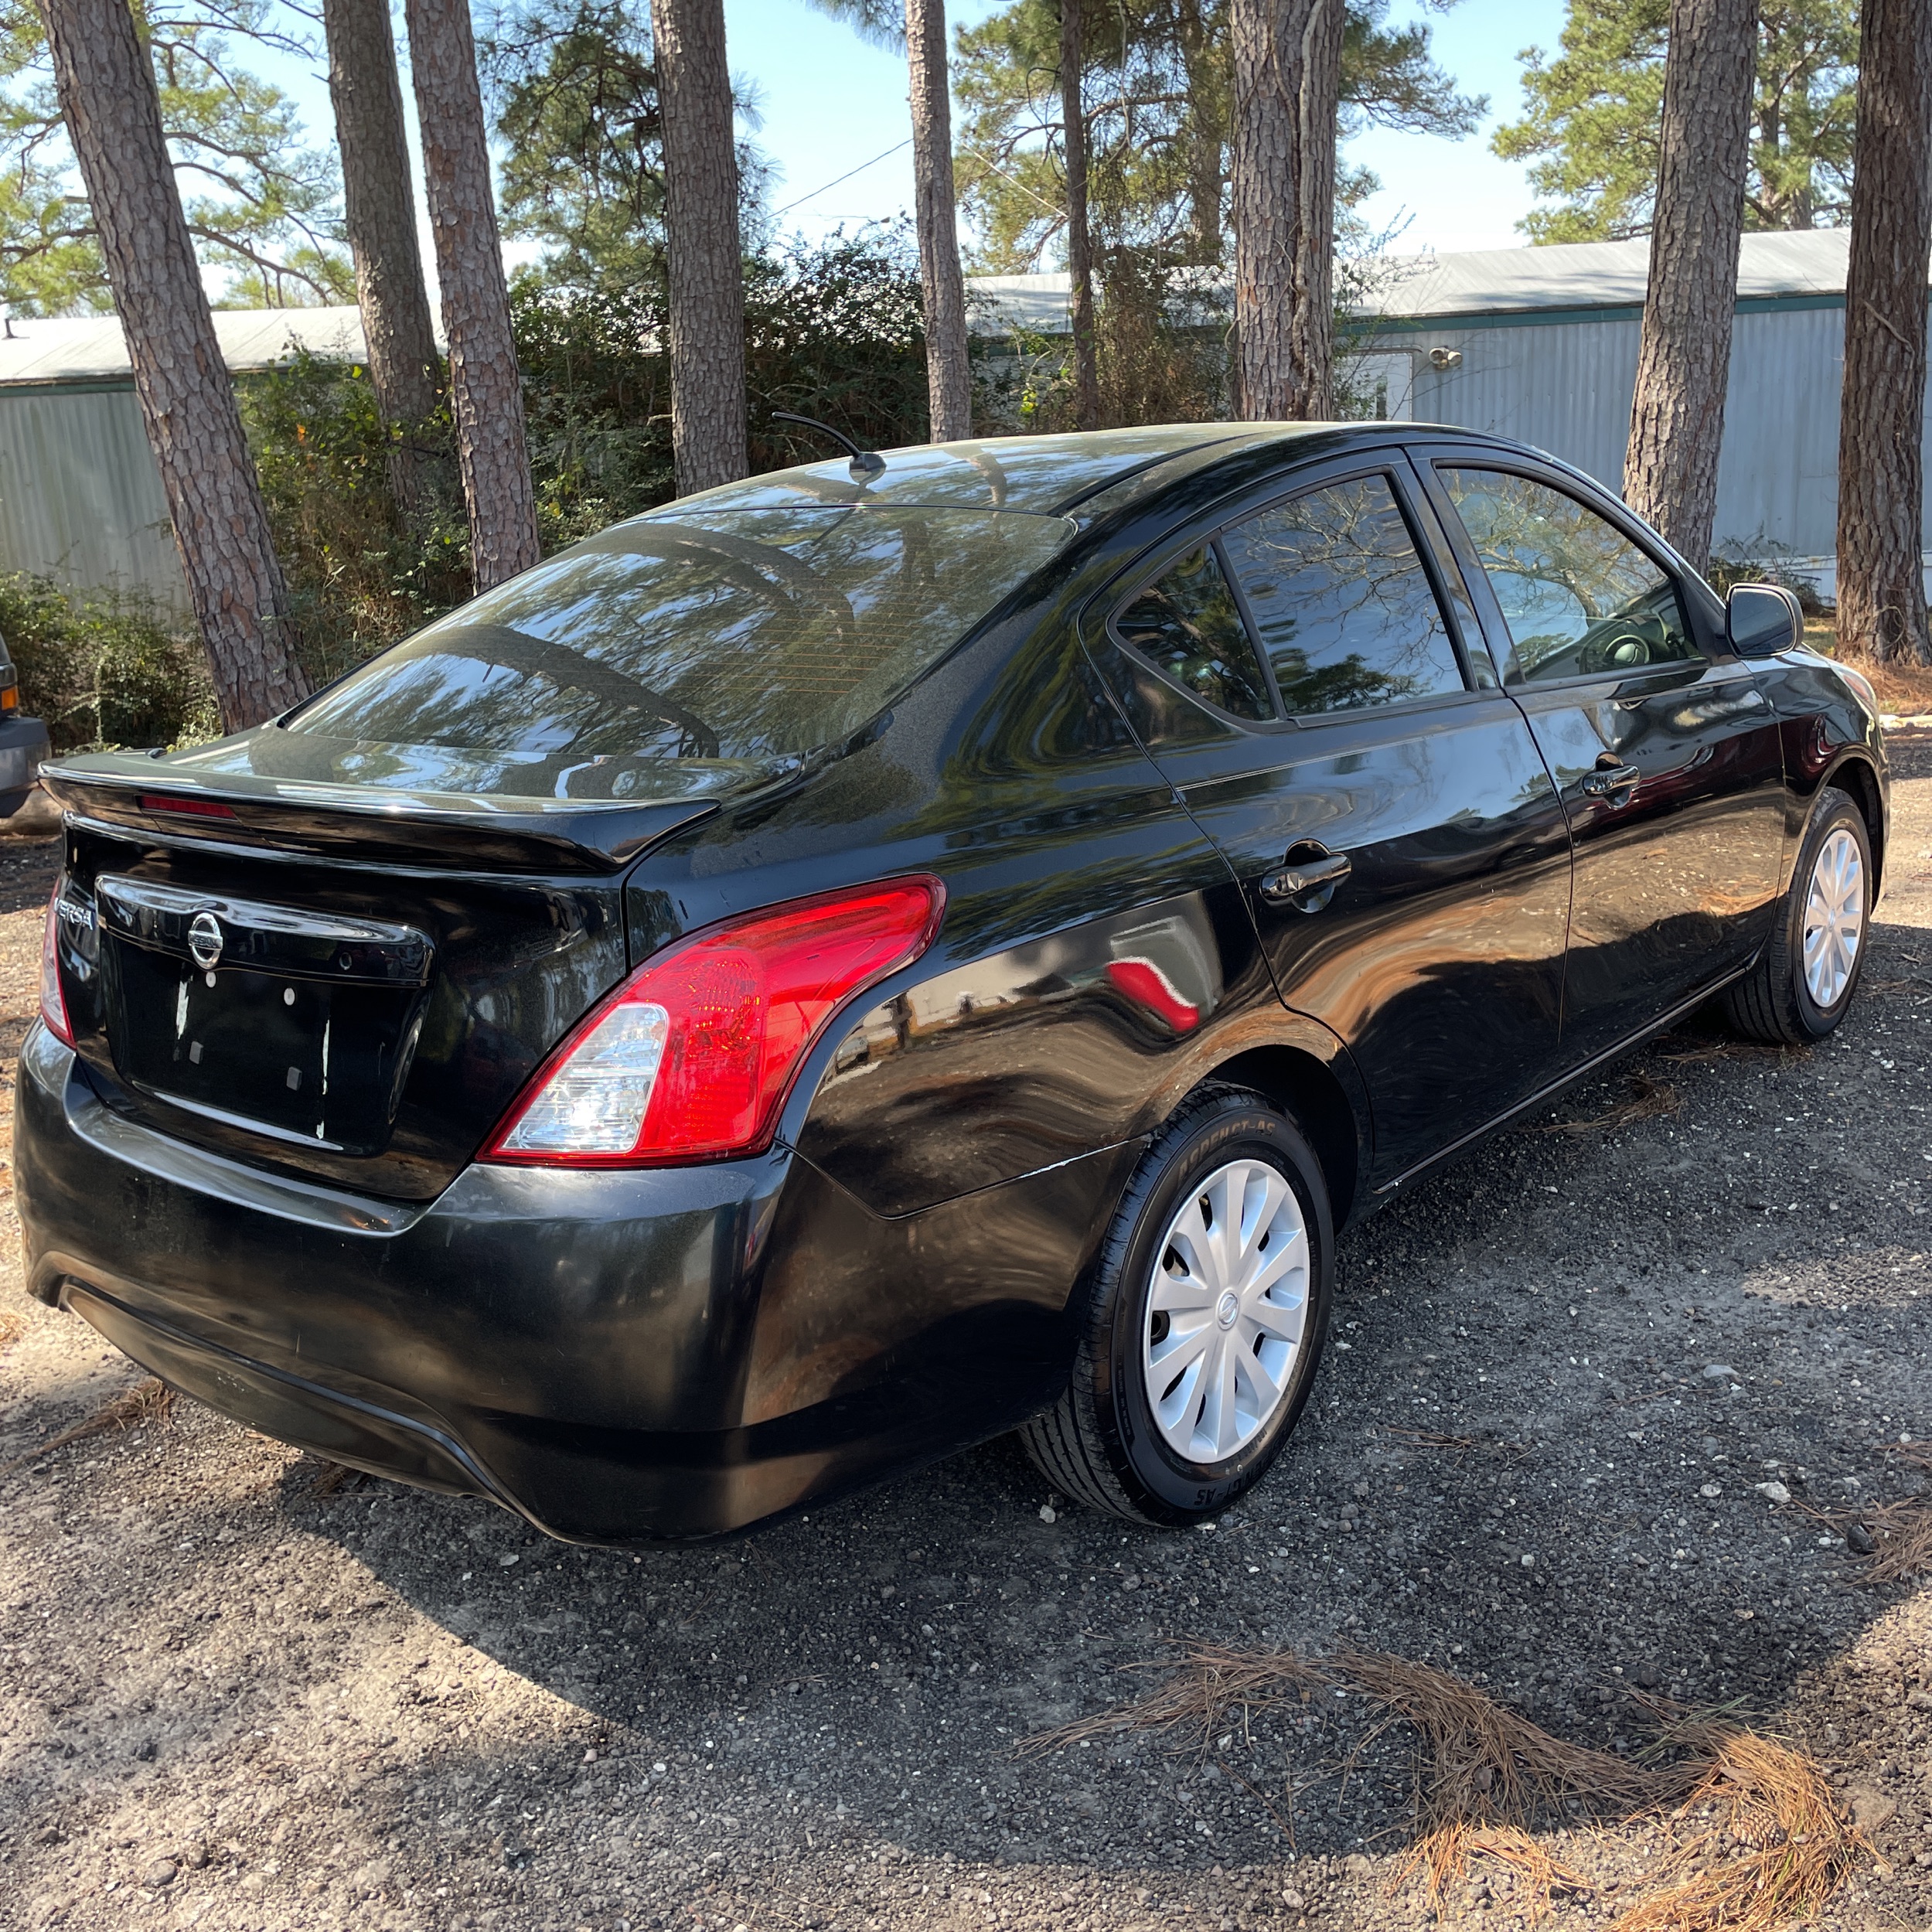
[1623,0,1756,575]
[323,0,441,520]
[1836,0,1932,665]
[648,0,749,488]
[905,0,973,441]
[405,0,542,587]
[1059,0,1099,431]
[1229,0,1339,419]
[43,0,307,731]
[1290,0,1342,421]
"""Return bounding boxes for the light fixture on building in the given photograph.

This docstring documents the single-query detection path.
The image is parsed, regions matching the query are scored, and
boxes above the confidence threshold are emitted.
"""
[1427,346,1463,370]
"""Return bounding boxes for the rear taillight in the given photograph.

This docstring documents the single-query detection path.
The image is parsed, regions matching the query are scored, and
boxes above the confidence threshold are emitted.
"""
[482,875,945,1167]
[39,881,71,1046]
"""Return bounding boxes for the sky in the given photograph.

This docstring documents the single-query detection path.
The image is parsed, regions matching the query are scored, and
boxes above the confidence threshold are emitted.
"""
[745,0,1571,261]
[252,0,1573,300]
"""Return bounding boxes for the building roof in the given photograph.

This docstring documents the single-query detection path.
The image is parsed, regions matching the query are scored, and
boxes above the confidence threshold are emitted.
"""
[1362,227,1862,320]
[963,229,1882,334]
[0,230,1896,384]
[0,305,367,388]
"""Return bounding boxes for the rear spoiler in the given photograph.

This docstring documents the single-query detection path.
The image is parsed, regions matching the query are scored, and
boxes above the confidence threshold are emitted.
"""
[40,769,721,876]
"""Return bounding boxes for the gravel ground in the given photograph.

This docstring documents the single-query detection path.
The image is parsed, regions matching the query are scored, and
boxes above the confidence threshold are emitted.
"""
[2,743,1930,1932]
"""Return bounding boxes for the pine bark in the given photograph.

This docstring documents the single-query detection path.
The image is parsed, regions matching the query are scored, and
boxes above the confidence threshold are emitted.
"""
[1623,0,1755,575]
[1835,0,1932,665]
[323,0,441,519]
[1059,0,1099,431]
[43,0,307,731]
[905,0,973,441]
[1229,0,1341,420]
[405,0,542,586]
[1289,0,1342,421]
[649,0,749,488]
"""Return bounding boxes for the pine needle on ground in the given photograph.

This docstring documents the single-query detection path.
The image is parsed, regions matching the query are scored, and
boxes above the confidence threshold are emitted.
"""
[1027,1644,1875,1930]
[1805,1444,1932,1586]
[0,1375,171,1477]
[1615,1716,1878,1932]
[1538,1073,1684,1136]
[0,1302,25,1350]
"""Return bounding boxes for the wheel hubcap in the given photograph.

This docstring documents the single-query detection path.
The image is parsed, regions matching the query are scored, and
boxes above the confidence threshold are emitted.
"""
[1142,1157,1309,1466]
[1802,826,1864,1010]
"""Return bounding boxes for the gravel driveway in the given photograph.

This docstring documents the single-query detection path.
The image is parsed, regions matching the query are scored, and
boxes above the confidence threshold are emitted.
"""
[3,740,1930,1932]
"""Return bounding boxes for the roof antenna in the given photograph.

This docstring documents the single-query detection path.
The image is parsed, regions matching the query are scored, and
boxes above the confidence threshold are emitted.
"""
[772,411,885,482]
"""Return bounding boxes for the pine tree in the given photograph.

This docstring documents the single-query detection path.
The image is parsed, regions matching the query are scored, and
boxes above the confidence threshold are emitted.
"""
[322,0,441,519]
[405,0,543,585]
[41,0,308,727]
[1835,0,1932,664]
[1623,0,1756,573]
[1493,0,1857,244]
[646,0,748,488]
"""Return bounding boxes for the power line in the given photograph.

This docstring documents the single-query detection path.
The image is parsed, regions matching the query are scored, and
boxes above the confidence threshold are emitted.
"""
[772,138,914,216]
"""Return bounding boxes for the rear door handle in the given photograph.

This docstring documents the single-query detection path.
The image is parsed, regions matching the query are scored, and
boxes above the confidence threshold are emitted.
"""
[1578,762,1641,801]
[1259,851,1352,909]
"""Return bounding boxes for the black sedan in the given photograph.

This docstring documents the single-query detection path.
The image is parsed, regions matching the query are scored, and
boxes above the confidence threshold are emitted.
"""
[15,424,1887,1542]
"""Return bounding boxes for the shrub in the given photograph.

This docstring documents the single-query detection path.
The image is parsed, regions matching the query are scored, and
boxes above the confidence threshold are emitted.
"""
[238,353,472,690]
[0,573,219,753]
[1708,543,1828,616]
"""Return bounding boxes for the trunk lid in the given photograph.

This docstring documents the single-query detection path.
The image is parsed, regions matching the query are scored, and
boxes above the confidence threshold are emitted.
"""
[44,750,745,1201]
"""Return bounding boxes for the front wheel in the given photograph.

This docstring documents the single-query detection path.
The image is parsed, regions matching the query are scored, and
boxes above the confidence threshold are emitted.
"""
[1725,784,1872,1044]
[1020,1085,1334,1528]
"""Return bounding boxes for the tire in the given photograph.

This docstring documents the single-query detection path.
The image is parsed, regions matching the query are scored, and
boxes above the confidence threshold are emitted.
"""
[1020,1084,1333,1528]
[1724,784,1872,1045]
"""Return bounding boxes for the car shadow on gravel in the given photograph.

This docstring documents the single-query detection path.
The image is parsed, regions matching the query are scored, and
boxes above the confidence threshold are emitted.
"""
[267,1030,1932,1893]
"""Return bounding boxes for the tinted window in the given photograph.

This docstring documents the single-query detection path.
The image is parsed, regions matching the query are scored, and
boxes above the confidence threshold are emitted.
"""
[1218,475,1466,715]
[1114,545,1275,722]
[1438,469,1698,682]
[284,506,1072,779]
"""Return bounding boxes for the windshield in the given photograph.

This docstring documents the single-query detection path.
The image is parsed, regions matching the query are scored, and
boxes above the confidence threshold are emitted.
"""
[282,506,1072,782]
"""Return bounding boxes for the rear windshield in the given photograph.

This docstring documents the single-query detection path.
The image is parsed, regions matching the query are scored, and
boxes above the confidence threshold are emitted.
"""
[283,506,1072,770]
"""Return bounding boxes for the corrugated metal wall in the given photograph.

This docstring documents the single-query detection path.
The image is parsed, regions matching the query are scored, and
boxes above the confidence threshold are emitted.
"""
[2,305,1924,607]
[1380,299,1932,564]
[0,382,187,611]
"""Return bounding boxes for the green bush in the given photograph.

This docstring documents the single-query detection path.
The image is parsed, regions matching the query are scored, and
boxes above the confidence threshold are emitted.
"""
[0,573,219,753]
[239,353,472,690]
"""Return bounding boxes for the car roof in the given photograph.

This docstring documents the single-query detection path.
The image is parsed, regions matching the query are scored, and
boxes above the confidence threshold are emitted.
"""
[640,424,1366,520]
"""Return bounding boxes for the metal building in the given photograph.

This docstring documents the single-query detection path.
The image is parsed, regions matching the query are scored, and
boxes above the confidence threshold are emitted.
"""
[4,234,1926,609]
[0,307,366,612]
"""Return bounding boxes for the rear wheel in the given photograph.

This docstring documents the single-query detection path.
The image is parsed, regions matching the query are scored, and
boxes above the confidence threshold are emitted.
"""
[1725,785,1872,1044]
[1020,1085,1333,1527]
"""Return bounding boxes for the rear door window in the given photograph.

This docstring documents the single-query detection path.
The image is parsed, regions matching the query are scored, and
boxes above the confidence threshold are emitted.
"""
[1113,546,1276,721]
[1218,474,1468,715]
[1436,467,1699,681]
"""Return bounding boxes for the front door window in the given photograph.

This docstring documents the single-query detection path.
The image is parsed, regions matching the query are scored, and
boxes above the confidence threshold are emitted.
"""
[1438,468,1700,682]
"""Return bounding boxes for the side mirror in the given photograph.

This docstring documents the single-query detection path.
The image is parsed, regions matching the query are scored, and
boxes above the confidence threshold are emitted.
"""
[1726,582,1802,658]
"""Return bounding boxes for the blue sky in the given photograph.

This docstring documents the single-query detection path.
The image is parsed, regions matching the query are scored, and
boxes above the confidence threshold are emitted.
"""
[724,0,1569,257]
[258,0,1571,292]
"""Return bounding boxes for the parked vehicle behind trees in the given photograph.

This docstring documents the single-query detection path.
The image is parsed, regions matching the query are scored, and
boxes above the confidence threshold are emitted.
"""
[17,426,1887,1542]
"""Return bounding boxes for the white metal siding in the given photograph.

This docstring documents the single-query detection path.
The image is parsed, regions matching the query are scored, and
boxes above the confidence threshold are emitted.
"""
[0,383,187,610]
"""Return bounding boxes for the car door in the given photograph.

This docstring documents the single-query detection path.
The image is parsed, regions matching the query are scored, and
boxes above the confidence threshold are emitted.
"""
[1419,456,1788,1066]
[1086,454,1574,1188]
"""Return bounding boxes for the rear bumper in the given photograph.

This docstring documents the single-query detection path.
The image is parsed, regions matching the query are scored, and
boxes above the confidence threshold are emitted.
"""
[16,1024,1118,1542]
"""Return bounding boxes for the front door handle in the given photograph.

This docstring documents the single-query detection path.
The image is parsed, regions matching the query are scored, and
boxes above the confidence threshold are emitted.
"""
[1578,761,1641,802]
[1259,850,1352,910]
